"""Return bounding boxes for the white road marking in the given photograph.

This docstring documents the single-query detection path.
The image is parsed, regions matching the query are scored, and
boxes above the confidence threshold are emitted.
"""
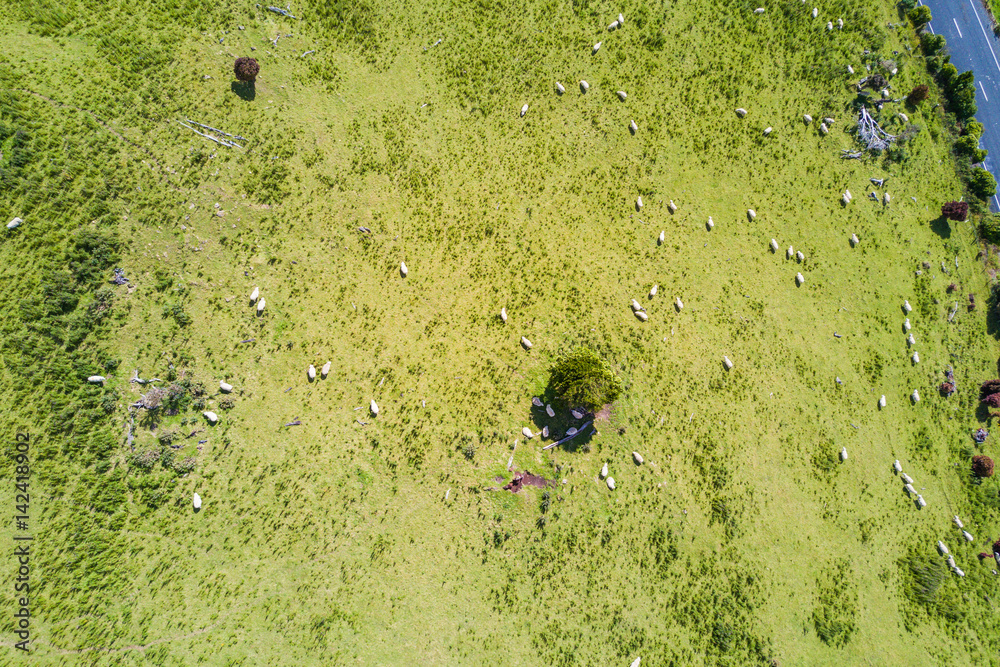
[970,0,1000,74]
[954,18,963,38]
[980,80,990,101]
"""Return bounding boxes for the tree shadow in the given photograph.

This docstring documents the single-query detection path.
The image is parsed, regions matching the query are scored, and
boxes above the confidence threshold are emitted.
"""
[976,401,993,424]
[930,216,951,239]
[988,284,1000,338]
[231,81,256,101]
[529,388,597,453]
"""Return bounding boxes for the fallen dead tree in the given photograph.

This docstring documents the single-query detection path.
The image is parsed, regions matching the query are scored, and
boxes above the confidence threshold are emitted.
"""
[856,106,896,152]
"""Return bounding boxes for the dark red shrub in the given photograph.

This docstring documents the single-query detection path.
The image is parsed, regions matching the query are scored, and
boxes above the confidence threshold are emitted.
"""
[973,454,995,478]
[983,394,1000,408]
[981,379,1000,398]
[941,201,969,221]
[907,84,930,105]
[234,57,260,82]
[940,382,955,396]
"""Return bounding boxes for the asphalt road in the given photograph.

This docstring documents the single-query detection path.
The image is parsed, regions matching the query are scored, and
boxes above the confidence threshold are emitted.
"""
[922,0,1000,210]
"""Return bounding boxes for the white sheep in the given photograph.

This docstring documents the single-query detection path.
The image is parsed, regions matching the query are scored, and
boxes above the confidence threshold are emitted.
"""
[203,411,219,424]
[911,351,919,364]
[257,298,266,314]
[819,123,828,135]
[884,192,891,205]
[898,112,908,123]
[787,245,794,259]
[796,251,804,262]
[608,20,619,30]
[631,299,644,312]
[600,462,608,479]
[546,404,555,418]
[220,381,233,392]
[88,375,106,384]
[953,567,965,577]
[634,310,648,321]
[837,17,843,28]
[607,477,616,490]
[826,20,832,30]
[566,427,578,436]
[370,399,379,416]
[675,297,683,311]
[770,238,779,252]
[754,7,765,14]
[747,209,756,221]
[903,300,912,313]
[520,104,529,117]
[629,119,638,134]
[532,397,543,407]
[954,516,964,529]
[880,395,887,408]
[736,108,747,117]
[937,541,949,556]
[649,285,658,297]
[904,483,916,495]
[824,117,835,125]
[501,307,508,323]
[812,7,818,18]
[556,82,565,95]
[723,355,733,370]
[893,459,902,472]
[803,114,813,124]
[571,409,584,419]
[911,389,920,403]
[668,200,677,213]
[250,286,259,302]
[193,493,202,509]
[580,80,590,93]
[308,364,316,380]
[522,427,534,439]
[903,318,911,331]
[847,64,854,74]
[796,272,804,286]
[617,90,627,101]
[542,425,549,438]
[963,530,974,542]
[764,127,772,135]
[618,12,624,24]
[7,217,22,230]
[400,261,408,277]
[633,451,644,464]
[907,333,915,346]
[636,195,643,211]
[850,234,859,247]
[592,42,601,54]
[901,473,913,484]
[658,230,665,245]
[321,361,331,377]
[706,217,714,231]
[840,447,848,461]
[521,337,533,349]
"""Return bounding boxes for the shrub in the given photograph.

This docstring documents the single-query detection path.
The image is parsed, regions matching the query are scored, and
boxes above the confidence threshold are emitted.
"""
[965,120,985,139]
[982,215,1000,244]
[234,57,259,82]
[973,455,995,478]
[983,394,1000,409]
[920,32,945,56]
[219,397,235,411]
[941,201,969,221]
[955,135,987,163]
[157,429,179,445]
[969,168,997,200]
[173,456,197,473]
[131,449,161,469]
[981,379,1000,397]
[907,84,930,105]
[548,347,623,411]
[908,5,931,26]
[939,63,958,86]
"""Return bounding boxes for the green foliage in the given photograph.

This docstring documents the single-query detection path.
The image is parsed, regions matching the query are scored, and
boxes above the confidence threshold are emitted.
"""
[982,214,1000,244]
[548,347,623,410]
[161,302,192,327]
[898,0,917,11]
[812,560,858,647]
[907,5,931,26]
[965,120,985,139]
[969,167,997,200]
[920,32,946,57]
[955,135,987,163]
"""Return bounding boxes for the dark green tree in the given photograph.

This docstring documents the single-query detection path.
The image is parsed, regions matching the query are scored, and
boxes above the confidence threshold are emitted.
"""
[955,135,987,163]
[969,168,997,200]
[548,347,623,410]
[908,5,931,26]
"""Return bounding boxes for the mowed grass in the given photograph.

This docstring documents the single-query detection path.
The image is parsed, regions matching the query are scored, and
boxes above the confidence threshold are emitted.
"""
[4,0,1000,663]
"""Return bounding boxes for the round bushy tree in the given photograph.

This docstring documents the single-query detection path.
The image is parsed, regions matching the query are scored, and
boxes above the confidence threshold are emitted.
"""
[908,5,932,26]
[548,347,623,411]
[973,454,995,478]
[969,168,997,200]
[941,201,969,222]
[234,57,260,82]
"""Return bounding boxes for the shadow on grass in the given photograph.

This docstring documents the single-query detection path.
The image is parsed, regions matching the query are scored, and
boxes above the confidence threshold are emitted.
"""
[930,216,951,239]
[231,81,256,101]
[987,284,1000,339]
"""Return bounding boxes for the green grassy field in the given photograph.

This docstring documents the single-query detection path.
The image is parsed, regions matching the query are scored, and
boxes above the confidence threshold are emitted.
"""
[3,0,1000,664]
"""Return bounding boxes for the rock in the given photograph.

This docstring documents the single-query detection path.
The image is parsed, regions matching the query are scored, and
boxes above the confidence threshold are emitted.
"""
[607,476,616,490]
[649,284,658,298]
[632,451,644,464]
[580,80,589,93]
[203,411,219,424]
[566,427,578,436]
[795,272,804,286]
[7,217,22,230]
[308,364,316,380]
[571,409,584,419]
[220,381,233,392]
[592,42,601,54]
[658,230,665,245]
[723,355,733,370]
[370,399,380,416]
[257,298,266,314]
[556,81,565,95]
[520,103,529,117]
[600,462,609,478]
[546,404,555,418]
[747,209,756,221]
[321,361,331,377]
[193,493,202,509]
[636,196,643,211]
[629,119,638,135]
[400,261,408,277]
[250,286,259,302]
[634,310,648,321]
[617,90,627,101]
[532,397,543,407]
[736,108,747,117]
[522,427,534,438]
[500,307,508,323]
[521,336,533,349]
[840,447,848,461]
[87,375,106,384]
[880,395,887,408]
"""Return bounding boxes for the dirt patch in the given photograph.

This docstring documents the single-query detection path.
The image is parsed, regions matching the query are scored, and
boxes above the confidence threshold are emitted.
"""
[595,403,613,422]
